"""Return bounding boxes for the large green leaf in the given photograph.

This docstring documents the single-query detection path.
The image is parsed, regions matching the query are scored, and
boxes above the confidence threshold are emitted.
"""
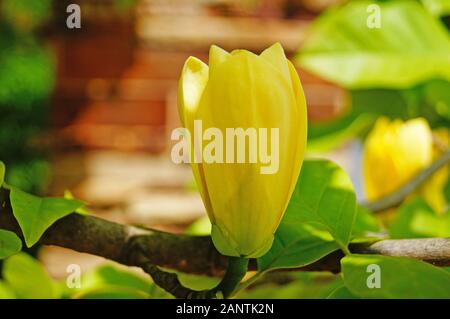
[257,159,356,271]
[326,285,359,299]
[282,159,357,250]
[307,113,375,152]
[297,0,450,89]
[3,252,58,299]
[389,197,450,238]
[0,281,15,299]
[0,229,22,259]
[424,79,450,121]
[258,223,339,271]
[341,254,450,298]
[237,273,342,299]
[10,187,84,247]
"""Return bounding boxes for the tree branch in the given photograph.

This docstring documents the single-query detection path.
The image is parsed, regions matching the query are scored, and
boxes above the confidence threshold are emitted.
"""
[1,187,449,297]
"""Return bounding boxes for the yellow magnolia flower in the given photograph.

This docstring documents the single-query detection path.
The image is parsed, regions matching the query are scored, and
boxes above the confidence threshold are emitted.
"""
[178,43,307,258]
[363,117,433,201]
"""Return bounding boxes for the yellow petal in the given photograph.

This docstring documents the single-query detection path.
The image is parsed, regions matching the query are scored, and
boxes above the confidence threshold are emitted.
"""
[178,44,308,258]
[260,42,291,83]
[208,45,230,71]
[178,56,215,221]
[196,47,304,257]
[178,56,209,126]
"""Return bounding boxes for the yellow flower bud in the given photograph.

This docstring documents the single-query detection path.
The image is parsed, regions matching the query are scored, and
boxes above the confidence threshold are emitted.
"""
[363,117,433,201]
[177,43,307,257]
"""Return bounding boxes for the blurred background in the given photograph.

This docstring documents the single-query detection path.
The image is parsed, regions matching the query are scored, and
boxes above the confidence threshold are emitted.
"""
[0,0,449,298]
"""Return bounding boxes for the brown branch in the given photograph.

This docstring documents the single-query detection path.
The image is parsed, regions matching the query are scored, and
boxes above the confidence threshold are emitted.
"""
[351,238,450,266]
[1,187,449,297]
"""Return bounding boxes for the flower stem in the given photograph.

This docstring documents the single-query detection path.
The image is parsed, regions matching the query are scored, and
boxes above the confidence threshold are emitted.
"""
[214,256,249,298]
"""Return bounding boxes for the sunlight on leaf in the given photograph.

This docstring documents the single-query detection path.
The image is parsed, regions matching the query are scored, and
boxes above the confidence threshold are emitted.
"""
[341,254,450,298]
[297,0,450,89]
[10,187,84,247]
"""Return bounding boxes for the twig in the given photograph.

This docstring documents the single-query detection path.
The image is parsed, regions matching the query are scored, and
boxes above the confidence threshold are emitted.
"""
[362,150,450,212]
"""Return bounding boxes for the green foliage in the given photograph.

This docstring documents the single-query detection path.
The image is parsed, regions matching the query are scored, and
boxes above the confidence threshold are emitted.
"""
[185,215,211,236]
[10,187,84,247]
[1,0,53,33]
[307,113,375,152]
[0,282,15,299]
[2,253,58,299]
[326,285,359,299]
[351,205,382,240]
[67,264,171,299]
[5,160,50,195]
[237,273,341,299]
[421,0,450,16]
[281,159,357,250]
[0,0,55,194]
[297,0,450,146]
[64,190,91,215]
[389,197,450,238]
[341,254,450,298]
[297,0,450,89]
[258,223,338,272]
[0,230,22,259]
[258,159,356,271]
[0,45,54,109]
[423,79,450,122]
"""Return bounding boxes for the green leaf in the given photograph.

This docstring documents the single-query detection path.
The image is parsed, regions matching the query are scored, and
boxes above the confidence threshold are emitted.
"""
[67,264,157,299]
[341,254,450,298]
[64,190,91,215]
[307,113,375,152]
[258,223,339,272]
[81,265,153,293]
[0,229,22,259]
[10,187,84,247]
[236,273,342,299]
[282,159,357,250]
[424,79,450,121]
[421,0,450,16]
[389,197,450,238]
[3,252,58,298]
[296,0,450,89]
[0,281,15,299]
[327,285,359,299]
[185,215,212,236]
[257,159,356,271]
[0,161,5,185]
[350,88,420,119]
[351,205,383,240]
